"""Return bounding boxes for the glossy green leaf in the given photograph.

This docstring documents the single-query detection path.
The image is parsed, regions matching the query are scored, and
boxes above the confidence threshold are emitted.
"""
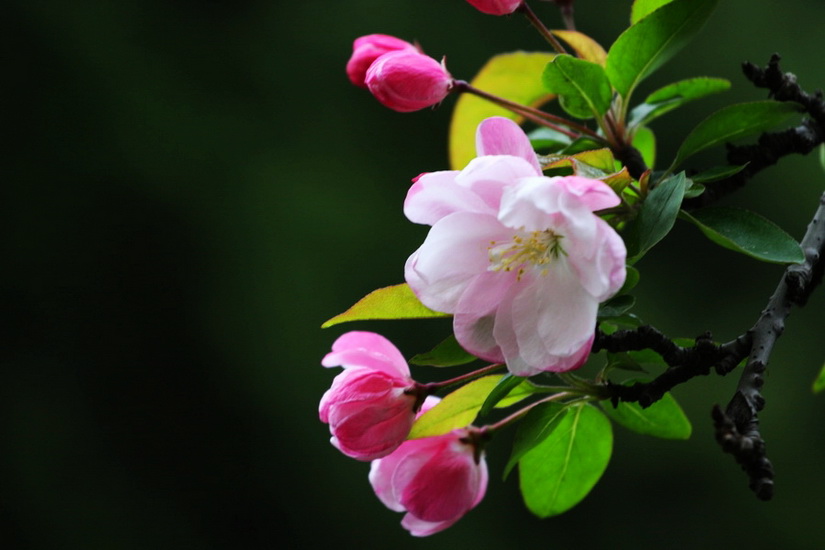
[600,392,692,439]
[629,77,730,127]
[504,401,568,479]
[671,101,803,168]
[321,283,449,328]
[624,172,688,261]
[449,52,557,170]
[542,55,612,119]
[551,30,608,66]
[632,125,656,169]
[598,295,636,319]
[495,379,538,409]
[528,127,572,152]
[680,207,805,264]
[606,0,719,99]
[818,143,825,173]
[409,335,478,367]
[519,403,613,517]
[630,0,674,23]
[618,265,641,295]
[479,374,530,417]
[813,361,825,394]
[408,375,503,439]
[607,349,669,372]
[691,163,748,184]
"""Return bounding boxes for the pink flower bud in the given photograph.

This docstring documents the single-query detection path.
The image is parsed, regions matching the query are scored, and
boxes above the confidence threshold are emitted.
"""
[465,0,523,15]
[319,331,424,461]
[365,50,453,113]
[346,34,419,88]
[369,425,488,536]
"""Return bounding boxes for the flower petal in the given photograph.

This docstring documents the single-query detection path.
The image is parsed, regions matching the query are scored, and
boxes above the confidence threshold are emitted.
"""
[406,212,509,313]
[404,169,489,225]
[554,175,621,212]
[567,217,627,301]
[475,117,542,175]
[496,263,597,375]
[321,331,410,379]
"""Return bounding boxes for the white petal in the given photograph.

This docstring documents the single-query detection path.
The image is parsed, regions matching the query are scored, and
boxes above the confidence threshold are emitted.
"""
[405,212,508,313]
[404,170,491,225]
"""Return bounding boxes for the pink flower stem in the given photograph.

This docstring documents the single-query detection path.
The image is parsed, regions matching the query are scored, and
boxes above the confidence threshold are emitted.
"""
[422,363,506,393]
[517,2,568,54]
[452,81,605,142]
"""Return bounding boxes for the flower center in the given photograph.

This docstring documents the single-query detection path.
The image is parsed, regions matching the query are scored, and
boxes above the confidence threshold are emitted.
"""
[488,229,565,279]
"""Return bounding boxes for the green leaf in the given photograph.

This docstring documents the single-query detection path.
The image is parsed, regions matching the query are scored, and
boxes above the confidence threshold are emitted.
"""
[479,374,530,417]
[606,349,668,373]
[528,127,572,152]
[504,401,568,479]
[671,101,803,169]
[630,0,674,23]
[518,403,613,517]
[680,207,805,264]
[321,283,449,328]
[598,294,636,319]
[629,77,731,127]
[409,335,478,367]
[819,143,825,173]
[408,375,503,439]
[624,172,688,261]
[618,265,641,295]
[691,163,747,184]
[542,55,612,119]
[449,52,556,170]
[632,125,656,168]
[813,361,825,394]
[606,0,719,99]
[495,379,538,409]
[600,392,692,439]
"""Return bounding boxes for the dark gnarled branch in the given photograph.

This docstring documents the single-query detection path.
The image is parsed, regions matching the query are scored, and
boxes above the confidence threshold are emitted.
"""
[683,54,825,209]
[713,191,825,501]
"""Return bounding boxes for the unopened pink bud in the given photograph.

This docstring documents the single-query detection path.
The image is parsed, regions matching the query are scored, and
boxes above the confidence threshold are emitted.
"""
[465,0,523,15]
[319,331,423,461]
[346,34,419,88]
[369,425,488,536]
[365,51,453,113]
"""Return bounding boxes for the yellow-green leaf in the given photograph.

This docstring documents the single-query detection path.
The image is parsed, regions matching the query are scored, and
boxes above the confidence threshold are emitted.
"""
[321,283,449,328]
[813,361,825,394]
[543,148,617,174]
[409,375,504,439]
[551,30,607,66]
[449,52,556,170]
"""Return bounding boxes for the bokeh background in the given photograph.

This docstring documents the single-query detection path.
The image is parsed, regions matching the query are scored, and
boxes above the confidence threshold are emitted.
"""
[4,1,825,548]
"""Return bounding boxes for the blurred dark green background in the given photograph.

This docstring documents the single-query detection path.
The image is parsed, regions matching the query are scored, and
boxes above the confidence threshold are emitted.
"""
[4,1,824,548]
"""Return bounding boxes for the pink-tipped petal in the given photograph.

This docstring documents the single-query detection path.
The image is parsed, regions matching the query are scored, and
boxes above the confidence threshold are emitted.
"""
[554,175,622,212]
[404,169,488,225]
[476,117,542,174]
[322,331,410,379]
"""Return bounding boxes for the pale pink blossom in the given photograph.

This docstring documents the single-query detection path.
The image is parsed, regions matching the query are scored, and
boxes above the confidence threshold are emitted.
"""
[369,400,488,537]
[465,0,523,15]
[320,331,425,461]
[365,50,453,112]
[404,117,626,376]
[346,34,419,88]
